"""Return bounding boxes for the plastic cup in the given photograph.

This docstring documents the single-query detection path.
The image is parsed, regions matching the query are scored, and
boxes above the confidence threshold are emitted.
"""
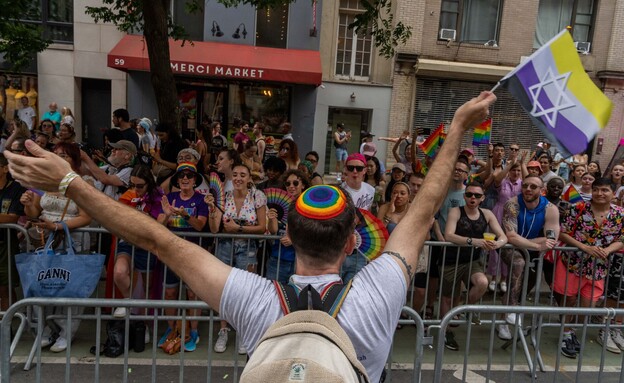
[483,233,496,241]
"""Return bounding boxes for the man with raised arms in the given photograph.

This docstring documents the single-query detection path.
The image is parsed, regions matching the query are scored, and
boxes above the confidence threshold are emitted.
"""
[5,92,496,382]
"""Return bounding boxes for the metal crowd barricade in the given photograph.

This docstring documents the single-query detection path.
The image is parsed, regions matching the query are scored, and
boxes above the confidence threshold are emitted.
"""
[2,221,623,383]
[432,305,624,383]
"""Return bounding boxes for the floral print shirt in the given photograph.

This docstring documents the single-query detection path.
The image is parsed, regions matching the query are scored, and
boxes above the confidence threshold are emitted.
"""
[561,202,624,280]
[222,188,267,227]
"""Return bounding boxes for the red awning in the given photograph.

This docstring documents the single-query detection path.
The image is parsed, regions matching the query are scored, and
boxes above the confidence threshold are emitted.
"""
[108,35,322,86]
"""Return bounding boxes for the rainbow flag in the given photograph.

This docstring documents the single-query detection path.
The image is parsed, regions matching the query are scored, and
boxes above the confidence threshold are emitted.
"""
[419,123,444,157]
[562,184,583,204]
[499,30,612,157]
[472,118,492,146]
[414,159,428,175]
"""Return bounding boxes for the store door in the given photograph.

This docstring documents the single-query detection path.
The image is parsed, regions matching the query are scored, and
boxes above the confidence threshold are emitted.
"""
[81,78,111,147]
[324,107,371,173]
[178,87,227,141]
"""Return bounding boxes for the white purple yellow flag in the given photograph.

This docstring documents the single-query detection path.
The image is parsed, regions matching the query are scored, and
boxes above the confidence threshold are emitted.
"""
[499,30,612,157]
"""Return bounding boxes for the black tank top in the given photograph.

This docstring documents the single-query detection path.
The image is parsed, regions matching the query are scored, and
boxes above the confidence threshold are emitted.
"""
[446,206,489,264]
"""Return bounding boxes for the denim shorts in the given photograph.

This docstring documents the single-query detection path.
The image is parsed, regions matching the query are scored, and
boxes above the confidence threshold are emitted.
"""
[117,241,157,273]
[335,148,348,161]
[215,239,258,270]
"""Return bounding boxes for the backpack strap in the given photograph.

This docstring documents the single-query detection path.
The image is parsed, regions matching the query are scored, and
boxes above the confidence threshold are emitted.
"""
[273,279,353,318]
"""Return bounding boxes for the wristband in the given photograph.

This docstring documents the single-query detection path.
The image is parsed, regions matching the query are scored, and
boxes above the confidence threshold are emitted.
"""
[59,171,80,196]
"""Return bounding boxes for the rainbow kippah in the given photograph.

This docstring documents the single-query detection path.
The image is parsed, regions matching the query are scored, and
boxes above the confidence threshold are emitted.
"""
[296,185,346,220]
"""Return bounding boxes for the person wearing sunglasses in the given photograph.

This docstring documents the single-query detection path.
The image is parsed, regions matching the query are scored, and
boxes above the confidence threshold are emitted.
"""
[267,170,310,283]
[441,181,507,350]
[278,138,300,170]
[499,175,559,342]
[113,165,164,334]
[4,91,498,383]
[341,153,375,282]
[157,162,209,352]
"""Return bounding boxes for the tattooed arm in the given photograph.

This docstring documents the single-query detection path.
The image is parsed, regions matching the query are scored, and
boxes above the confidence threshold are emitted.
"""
[503,197,558,251]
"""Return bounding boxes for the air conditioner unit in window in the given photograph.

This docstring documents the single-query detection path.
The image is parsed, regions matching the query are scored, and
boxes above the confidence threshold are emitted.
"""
[439,28,457,41]
[574,41,591,54]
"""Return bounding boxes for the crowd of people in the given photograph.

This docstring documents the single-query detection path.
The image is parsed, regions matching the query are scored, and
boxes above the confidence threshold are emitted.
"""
[0,100,623,365]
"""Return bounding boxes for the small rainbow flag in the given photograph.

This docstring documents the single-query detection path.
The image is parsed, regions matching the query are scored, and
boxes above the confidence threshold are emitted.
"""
[414,159,428,175]
[562,184,583,204]
[473,118,492,146]
[419,123,444,157]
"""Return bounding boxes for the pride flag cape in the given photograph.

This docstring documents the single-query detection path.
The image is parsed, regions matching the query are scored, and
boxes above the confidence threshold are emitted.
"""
[498,30,612,157]
[419,123,444,157]
[473,118,491,146]
[562,184,583,204]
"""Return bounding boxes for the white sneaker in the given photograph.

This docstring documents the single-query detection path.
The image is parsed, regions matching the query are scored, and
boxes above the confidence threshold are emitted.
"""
[500,281,508,293]
[497,324,512,340]
[50,337,67,353]
[506,313,522,326]
[597,329,621,354]
[113,307,127,318]
[610,328,624,351]
[40,326,55,348]
[488,281,497,292]
[238,343,247,355]
[214,328,229,353]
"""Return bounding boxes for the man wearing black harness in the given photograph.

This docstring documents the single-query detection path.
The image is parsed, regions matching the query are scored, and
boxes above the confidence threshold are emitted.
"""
[5,92,497,382]
[441,181,507,350]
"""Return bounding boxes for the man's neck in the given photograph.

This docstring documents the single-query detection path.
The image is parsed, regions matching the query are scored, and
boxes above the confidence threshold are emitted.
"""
[591,201,610,211]
[450,181,465,191]
[346,180,361,190]
[522,196,540,209]
[119,122,131,131]
[464,204,479,215]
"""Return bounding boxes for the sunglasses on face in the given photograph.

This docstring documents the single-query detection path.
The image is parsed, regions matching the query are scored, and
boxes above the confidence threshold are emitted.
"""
[346,165,365,172]
[179,172,195,179]
[522,183,540,190]
[129,182,147,189]
[465,192,483,199]
[510,148,520,151]
[285,180,300,187]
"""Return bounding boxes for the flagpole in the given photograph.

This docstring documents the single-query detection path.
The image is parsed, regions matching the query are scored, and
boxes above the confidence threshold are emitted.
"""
[490,82,501,93]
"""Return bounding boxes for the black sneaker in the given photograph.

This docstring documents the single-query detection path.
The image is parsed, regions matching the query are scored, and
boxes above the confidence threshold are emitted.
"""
[561,336,577,359]
[570,332,581,352]
[445,331,459,351]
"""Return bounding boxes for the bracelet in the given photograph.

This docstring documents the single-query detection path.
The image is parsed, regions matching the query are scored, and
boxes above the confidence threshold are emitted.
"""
[59,171,80,196]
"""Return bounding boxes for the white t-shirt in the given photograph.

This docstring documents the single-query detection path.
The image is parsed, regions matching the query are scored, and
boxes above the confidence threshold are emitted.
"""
[17,107,36,131]
[220,253,406,383]
[94,165,132,200]
[341,181,375,211]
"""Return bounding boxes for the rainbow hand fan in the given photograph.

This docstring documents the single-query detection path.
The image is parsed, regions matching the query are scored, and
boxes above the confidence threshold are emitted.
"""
[354,208,389,261]
[208,172,226,211]
[264,188,294,225]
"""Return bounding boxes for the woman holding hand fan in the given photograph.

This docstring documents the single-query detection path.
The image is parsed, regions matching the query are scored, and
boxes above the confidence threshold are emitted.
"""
[266,170,309,283]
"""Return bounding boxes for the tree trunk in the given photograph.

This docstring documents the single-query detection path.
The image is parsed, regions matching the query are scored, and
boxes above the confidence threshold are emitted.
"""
[142,0,178,128]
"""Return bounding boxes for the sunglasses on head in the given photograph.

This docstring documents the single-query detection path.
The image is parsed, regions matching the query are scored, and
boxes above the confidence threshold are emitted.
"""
[285,180,300,187]
[346,165,365,172]
[465,192,483,199]
[522,183,540,190]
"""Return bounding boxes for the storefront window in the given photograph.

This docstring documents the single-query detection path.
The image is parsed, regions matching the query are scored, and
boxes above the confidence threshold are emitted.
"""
[228,84,290,136]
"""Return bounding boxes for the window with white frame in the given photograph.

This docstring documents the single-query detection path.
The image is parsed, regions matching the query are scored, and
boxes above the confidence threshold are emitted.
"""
[439,0,503,44]
[534,0,595,49]
[335,0,372,80]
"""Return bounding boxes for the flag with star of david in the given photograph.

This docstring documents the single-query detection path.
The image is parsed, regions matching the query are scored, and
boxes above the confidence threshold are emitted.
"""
[498,29,612,157]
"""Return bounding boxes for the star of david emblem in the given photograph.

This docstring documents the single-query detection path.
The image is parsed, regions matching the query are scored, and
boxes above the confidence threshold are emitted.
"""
[528,67,575,128]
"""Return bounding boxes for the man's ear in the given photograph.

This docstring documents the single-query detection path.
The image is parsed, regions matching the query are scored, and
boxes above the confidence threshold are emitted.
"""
[344,232,357,255]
